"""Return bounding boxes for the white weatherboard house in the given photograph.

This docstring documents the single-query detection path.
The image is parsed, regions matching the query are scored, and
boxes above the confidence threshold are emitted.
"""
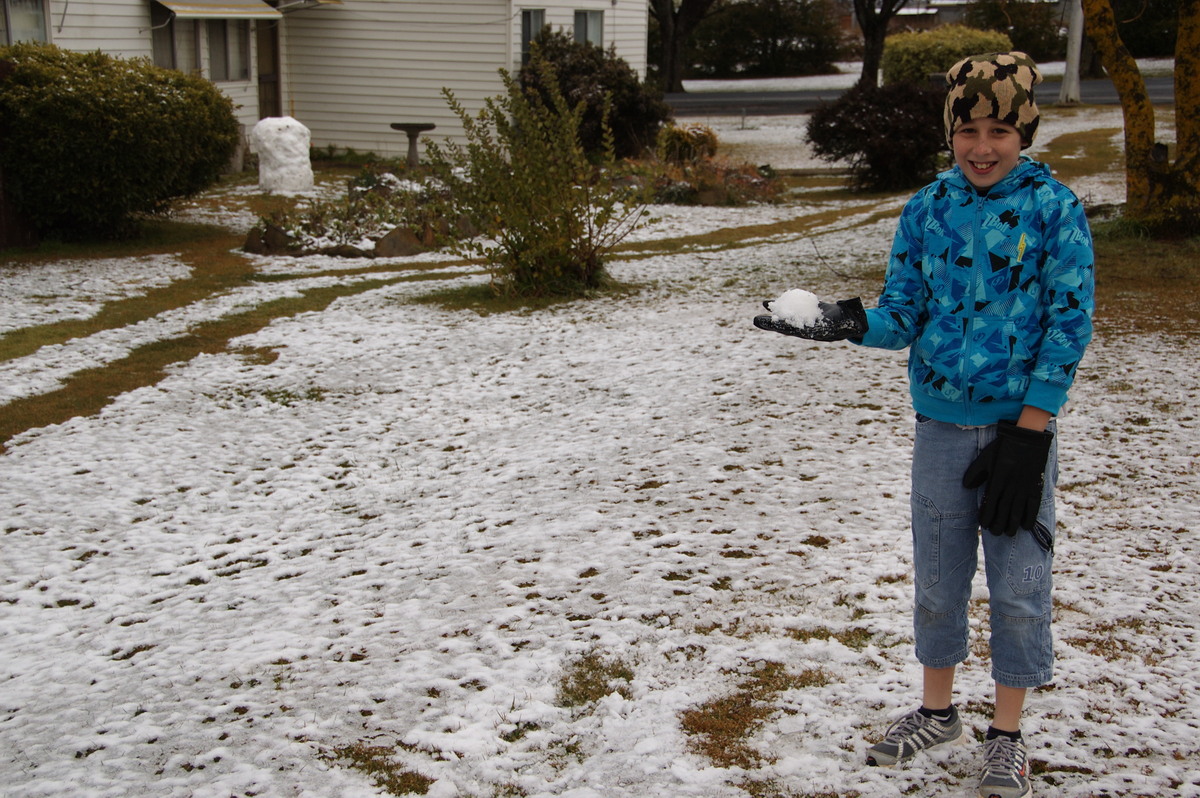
[2,0,650,160]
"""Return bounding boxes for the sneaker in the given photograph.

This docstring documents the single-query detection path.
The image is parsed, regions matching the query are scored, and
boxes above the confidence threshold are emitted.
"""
[977,735,1031,798]
[865,707,963,767]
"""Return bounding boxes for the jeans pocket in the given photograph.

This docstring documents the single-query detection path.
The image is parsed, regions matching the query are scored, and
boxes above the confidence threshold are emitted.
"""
[911,491,941,590]
[1002,526,1054,598]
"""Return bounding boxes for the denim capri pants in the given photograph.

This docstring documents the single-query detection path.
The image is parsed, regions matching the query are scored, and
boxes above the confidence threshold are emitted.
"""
[910,414,1058,688]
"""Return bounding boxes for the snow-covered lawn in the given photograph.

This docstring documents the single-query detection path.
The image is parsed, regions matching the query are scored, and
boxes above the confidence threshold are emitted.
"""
[1,107,1196,798]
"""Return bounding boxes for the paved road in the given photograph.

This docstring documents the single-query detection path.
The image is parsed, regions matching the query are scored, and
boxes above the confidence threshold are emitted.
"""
[666,75,1175,117]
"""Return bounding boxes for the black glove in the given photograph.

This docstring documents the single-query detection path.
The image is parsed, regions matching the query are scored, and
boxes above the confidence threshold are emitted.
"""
[962,420,1054,538]
[753,297,869,342]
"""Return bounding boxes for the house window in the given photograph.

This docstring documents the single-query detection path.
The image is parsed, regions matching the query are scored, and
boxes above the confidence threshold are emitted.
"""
[1,0,48,45]
[521,9,545,64]
[151,5,200,73]
[207,19,250,82]
[573,10,602,46]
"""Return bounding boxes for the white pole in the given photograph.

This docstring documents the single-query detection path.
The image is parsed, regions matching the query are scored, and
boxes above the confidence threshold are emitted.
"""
[1059,0,1084,105]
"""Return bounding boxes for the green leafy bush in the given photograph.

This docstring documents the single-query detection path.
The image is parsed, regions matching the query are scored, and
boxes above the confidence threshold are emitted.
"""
[964,0,1066,62]
[686,0,845,79]
[881,25,1013,86]
[520,28,672,160]
[426,59,649,297]
[805,82,946,192]
[1110,0,1178,57]
[0,42,238,239]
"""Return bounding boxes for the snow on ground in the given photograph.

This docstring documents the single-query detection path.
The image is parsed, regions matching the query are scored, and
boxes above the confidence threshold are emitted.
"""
[0,255,193,336]
[1,106,1197,798]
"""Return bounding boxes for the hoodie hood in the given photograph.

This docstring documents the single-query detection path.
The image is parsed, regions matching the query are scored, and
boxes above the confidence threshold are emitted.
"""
[937,155,1051,196]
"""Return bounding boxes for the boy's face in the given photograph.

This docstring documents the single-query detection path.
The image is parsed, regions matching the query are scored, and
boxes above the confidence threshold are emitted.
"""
[952,118,1023,190]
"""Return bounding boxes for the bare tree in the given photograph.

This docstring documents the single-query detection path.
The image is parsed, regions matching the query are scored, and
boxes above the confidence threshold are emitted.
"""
[649,0,720,92]
[853,0,909,87]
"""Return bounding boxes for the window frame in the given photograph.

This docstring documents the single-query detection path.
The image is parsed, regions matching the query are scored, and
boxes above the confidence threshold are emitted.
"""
[573,9,603,47]
[1,0,49,45]
[520,8,545,64]
[207,18,251,83]
[151,6,201,73]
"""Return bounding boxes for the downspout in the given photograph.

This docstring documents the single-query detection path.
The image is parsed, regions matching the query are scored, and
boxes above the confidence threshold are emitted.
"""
[507,0,515,70]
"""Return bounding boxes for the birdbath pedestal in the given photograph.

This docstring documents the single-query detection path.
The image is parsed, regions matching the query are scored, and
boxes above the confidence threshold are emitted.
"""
[390,122,437,167]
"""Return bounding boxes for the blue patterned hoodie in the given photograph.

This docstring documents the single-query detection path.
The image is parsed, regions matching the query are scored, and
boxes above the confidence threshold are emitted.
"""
[857,156,1094,425]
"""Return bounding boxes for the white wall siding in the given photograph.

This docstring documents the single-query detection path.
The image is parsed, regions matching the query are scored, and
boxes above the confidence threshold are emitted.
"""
[511,2,648,76]
[281,1,511,159]
[611,1,649,77]
[283,0,648,159]
[219,79,262,130]
[47,0,153,57]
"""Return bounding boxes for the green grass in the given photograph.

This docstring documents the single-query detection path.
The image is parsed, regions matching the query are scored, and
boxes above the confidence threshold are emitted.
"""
[1091,225,1200,335]
[785,625,875,651]
[679,661,829,770]
[409,278,639,315]
[324,743,434,796]
[1039,126,1125,187]
[556,650,635,708]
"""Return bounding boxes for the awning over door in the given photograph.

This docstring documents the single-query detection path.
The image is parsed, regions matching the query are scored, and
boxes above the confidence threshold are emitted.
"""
[276,0,342,9]
[154,0,282,19]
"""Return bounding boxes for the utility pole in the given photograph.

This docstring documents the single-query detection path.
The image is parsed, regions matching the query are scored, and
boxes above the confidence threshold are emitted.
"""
[1059,0,1084,104]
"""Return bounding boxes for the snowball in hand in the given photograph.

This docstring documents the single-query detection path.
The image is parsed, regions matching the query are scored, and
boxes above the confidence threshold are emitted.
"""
[767,289,823,326]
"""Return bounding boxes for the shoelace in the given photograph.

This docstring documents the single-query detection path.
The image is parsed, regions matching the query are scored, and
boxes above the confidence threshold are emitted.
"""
[884,712,926,740]
[885,711,949,749]
[981,736,1026,778]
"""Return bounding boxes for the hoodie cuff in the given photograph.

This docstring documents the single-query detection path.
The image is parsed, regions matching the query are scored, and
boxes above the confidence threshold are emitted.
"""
[1024,378,1069,417]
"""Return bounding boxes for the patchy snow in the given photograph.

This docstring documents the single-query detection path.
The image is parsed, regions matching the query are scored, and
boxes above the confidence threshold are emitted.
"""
[1,106,1197,798]
[0,255,192,335]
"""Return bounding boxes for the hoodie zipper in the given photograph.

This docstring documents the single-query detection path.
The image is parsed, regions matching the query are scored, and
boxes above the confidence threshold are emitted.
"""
[963,191,987,422]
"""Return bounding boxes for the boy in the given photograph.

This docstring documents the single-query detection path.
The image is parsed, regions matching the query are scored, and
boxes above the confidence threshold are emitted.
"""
[754,52,1095,798]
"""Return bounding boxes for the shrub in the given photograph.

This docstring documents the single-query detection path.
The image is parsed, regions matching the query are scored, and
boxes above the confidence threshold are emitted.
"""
[686,0,845,79]
[0,42,239,239]
[964,0,1066,62]
[1111,0,1178,58]
[881,25,1013,86]
[656,123,719,164]
[520,28,672,160]
[805,82,946,192]
[638,159,780,206]
[426,59,650,298]
[255,168,455,252]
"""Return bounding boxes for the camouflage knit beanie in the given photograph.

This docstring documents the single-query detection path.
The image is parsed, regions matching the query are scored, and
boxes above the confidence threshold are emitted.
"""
[944,51,1042,149]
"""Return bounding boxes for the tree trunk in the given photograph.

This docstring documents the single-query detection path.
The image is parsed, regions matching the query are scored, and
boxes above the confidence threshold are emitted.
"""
[1176,0,1199,193]
[650,0,720,93]
[651,0,682,93]
[853,0,909,88]
[1080,0,1157,214]
[859,20,886,88]
[1082,0,1198,225]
